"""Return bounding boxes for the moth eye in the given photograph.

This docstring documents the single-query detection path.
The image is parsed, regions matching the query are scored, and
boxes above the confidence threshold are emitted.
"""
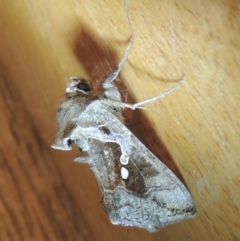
[76,82,91,92]
[67,139,74,146]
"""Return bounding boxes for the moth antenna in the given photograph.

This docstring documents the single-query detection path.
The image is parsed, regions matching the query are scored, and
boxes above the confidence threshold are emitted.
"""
[117,0,135,70]
[103,0,134,88]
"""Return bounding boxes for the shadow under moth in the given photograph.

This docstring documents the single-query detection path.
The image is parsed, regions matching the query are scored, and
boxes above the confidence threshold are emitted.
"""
[51,1,196,232]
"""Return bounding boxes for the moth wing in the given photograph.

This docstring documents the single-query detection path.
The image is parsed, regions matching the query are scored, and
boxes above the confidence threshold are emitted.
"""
[74,104,196,231]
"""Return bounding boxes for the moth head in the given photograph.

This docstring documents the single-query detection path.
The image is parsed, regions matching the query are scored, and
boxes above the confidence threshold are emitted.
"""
[52,77,95,151]
[66,77,93,97]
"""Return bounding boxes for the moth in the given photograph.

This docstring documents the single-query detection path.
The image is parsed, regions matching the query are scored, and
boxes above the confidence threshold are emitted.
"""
[51,1,196,232]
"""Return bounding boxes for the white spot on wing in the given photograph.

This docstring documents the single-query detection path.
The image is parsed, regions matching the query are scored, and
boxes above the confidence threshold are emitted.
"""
[121,167,129,179]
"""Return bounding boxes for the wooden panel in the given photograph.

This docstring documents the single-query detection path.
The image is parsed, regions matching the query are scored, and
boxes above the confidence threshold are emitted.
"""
[0,0,239,240]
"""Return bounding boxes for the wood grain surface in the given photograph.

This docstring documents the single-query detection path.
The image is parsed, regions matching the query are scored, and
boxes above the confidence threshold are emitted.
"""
[0,0,240,240]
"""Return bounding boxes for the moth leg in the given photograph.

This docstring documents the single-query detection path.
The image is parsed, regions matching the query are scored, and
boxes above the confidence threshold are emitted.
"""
[132,77,185,109]
[100,77,185,110]
[74,152,91,163]
[103,35,134,90]
[71,139,91,163]
[103,1,134,101]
